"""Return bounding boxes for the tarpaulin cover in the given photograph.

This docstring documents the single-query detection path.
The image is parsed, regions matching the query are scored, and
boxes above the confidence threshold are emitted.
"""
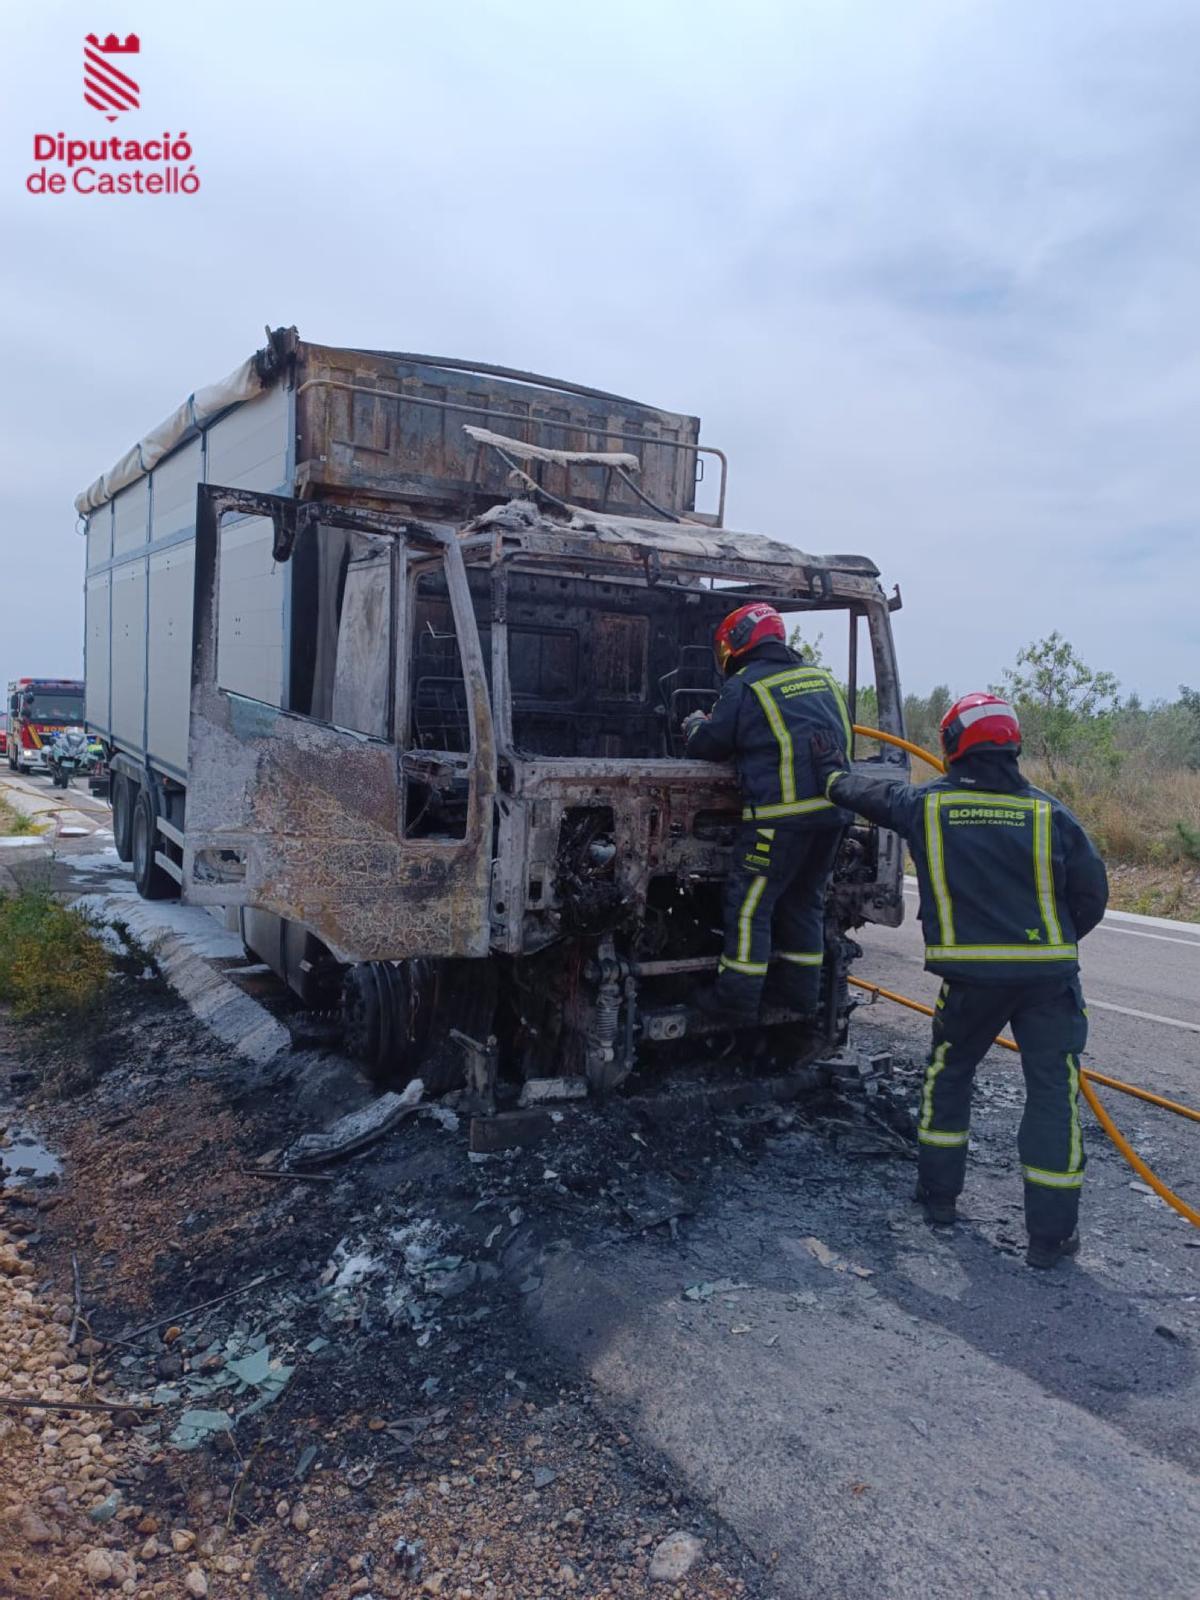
[462,424,640,471]
[74,355,269,515]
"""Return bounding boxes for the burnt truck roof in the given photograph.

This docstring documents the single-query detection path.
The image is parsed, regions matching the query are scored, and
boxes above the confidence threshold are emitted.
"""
[465,499,882,596]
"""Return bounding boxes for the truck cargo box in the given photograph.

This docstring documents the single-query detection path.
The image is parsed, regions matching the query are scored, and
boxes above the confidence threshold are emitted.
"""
[80,328,709,776]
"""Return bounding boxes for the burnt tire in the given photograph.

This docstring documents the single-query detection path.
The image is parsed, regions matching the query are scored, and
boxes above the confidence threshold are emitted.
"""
[110,775,135,862]
[342,959,475,1095]
[131,788,174,900]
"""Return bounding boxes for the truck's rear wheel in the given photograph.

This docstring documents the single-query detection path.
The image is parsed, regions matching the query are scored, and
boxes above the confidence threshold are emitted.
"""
[111,775,135,862]
[132,789,174,900]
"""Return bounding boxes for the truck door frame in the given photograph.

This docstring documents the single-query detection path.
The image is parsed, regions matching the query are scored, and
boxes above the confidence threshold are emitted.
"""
[183,485,497,963]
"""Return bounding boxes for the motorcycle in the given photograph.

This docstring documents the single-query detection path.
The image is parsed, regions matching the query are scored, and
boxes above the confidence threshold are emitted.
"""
[44,727,92,790]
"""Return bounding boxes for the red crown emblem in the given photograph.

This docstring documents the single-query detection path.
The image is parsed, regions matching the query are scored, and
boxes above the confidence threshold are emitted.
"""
[84,32,141,121]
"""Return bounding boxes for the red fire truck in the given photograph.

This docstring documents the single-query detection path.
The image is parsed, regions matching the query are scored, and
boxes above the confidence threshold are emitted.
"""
[5,679,86,775]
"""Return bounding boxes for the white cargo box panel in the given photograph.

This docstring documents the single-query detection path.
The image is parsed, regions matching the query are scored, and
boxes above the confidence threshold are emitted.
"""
[112,476,148,555]
[85,572,111,734]
[145,437,202,774]
[205,381,289,494]
[206,386,290,705]
[109,556,146,749]
[87,501,112,570]
[151,436,202,542]
[215,519,285,706]
[147,542,195,774]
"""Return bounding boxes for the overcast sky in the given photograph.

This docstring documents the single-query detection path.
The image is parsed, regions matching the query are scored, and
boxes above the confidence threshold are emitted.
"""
[3,0,1197,705]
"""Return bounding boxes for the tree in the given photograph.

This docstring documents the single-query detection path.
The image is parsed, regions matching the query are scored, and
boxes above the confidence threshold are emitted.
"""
[788,625,825,667]
[903,685,952,758]
[993,632,1120,776]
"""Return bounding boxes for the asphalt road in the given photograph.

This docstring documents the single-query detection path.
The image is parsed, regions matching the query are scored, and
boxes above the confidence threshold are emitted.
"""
[855,881,1200,1105]
[534,897,1200,1600]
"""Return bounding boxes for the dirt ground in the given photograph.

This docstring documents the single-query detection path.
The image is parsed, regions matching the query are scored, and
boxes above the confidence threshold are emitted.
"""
[0,972,798,1600]
[1105,861,1200,922]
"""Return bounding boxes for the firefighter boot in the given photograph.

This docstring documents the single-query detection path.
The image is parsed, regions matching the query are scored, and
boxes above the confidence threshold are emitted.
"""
[693,984,759,1026]
[913,1184,957,1227]
[1026,1231,1081,1269]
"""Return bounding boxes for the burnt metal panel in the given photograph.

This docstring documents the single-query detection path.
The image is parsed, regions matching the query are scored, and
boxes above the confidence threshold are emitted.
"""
[183,486,496,965]
[293,343,701,522]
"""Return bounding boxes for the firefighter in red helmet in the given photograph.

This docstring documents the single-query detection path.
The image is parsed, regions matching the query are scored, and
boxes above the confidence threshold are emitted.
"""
[684,602,853,1022]
[811,693,1109,1268]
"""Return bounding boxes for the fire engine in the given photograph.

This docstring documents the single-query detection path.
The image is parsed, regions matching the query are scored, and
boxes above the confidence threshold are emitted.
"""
[5,679,86,775]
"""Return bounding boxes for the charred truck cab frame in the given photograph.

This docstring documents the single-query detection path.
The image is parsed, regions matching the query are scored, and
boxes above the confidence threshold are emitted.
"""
[79,331,908,1099]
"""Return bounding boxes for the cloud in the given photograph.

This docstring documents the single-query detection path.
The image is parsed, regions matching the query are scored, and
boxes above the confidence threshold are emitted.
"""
[2,0,1197,699]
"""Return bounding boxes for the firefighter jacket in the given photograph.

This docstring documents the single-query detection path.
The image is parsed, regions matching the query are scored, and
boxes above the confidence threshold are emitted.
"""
[687,641,854,830]
[827,749,1109,985]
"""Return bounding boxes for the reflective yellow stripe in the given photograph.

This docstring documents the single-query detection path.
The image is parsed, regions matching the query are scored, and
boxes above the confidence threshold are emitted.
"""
[737,875,767,964]
[776,950,823,966]
[1022,1164,1084,1189]
[754,667,853,753]
[1067,1052,1082,1173]
[924,794,955,946]
[1034,800,1064,945]
[749,680,796,805]
[918,1127,969,1148]
[743,798,835,821]
[920,1041,950,1133]
[833,682,853,751]
[756,827,776,842]
[719,955,768,976]
[754,667,838,689]
[925,943,1078,963]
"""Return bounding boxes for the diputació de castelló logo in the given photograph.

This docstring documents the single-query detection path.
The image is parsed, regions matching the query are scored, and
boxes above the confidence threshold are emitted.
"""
[27,30,201,196]
[84,32,141,119]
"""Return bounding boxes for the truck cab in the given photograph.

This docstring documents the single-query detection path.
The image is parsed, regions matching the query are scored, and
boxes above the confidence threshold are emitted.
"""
[183,484,906,1096]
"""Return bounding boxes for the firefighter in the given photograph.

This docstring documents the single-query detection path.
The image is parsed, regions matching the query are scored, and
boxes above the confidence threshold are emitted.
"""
[683,602,853,1022]
[810,693,1109,1268]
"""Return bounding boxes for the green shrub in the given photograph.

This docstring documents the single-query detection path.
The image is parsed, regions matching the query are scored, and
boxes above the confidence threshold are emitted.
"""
[0,796,43,836]
[0,888,111,1017]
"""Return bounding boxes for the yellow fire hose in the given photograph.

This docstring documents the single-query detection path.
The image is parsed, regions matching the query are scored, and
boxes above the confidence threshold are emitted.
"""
[849,723,1200,1229]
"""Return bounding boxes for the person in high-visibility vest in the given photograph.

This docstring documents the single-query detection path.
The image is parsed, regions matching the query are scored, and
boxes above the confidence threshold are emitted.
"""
[811,694,1109,1268]
[684,602,853,1022]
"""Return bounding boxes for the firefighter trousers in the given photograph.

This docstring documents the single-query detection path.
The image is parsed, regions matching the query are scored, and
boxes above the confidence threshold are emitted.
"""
[917,976,1089,1241]
[713,824,843,1016]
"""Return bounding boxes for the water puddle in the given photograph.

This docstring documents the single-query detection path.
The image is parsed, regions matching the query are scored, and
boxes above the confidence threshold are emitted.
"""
[0,1116,62,1187]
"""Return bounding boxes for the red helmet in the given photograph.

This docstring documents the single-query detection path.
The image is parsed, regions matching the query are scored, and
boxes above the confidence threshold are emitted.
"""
[940,692,1021,761]
[714,603,786,672]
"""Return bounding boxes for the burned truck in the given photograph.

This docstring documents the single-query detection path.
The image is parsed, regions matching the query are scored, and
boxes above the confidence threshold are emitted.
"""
[79,328,908,1097]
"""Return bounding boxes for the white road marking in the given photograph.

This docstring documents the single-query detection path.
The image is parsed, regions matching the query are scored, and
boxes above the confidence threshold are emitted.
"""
[1085,998,1200,1034]
[1092,923,1200,949]
[1102,906,1200,936]
[902,882,1200,948]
